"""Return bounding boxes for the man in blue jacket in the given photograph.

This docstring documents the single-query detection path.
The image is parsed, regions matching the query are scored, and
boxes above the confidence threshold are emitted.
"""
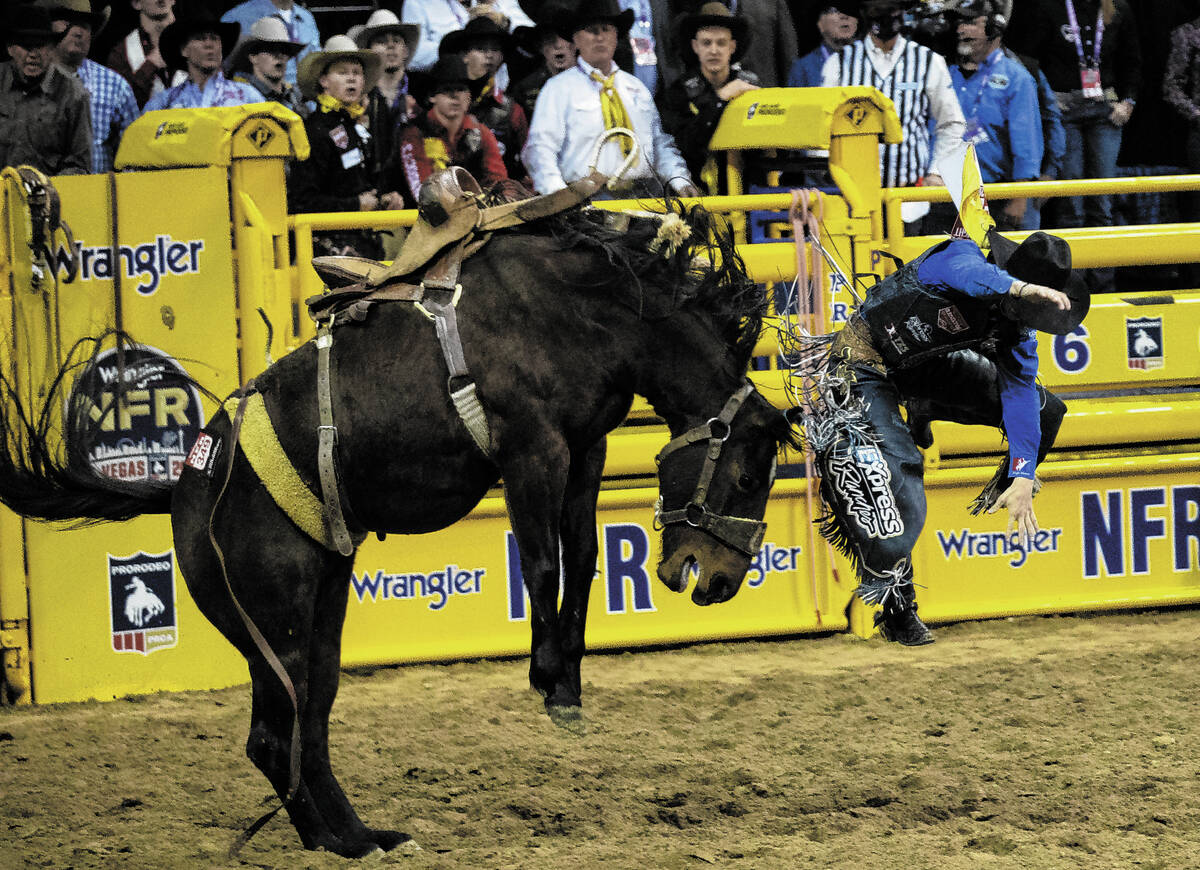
[792,226,1087,645]
[949,0,1043,230]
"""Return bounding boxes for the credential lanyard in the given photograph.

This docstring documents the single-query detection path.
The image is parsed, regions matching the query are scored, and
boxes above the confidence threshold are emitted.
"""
[1064,0,1104,69]
[964,50,1001,119]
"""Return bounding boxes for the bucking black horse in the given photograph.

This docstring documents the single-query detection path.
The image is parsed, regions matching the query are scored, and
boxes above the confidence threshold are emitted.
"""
[0,198,795,856]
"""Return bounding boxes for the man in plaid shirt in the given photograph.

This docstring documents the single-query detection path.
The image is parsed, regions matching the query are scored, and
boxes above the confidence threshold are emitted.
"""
[46,0,139,173]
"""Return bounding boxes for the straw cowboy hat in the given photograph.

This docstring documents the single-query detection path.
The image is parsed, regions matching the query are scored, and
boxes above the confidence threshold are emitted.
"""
[988,230,1090,335]
[159,8,240,71]
[551,0,634,41]
[680,2,751,64]
[297,34,382,100]
[226,16,303,74]
[353,7,419,52]
[36,0,110,35]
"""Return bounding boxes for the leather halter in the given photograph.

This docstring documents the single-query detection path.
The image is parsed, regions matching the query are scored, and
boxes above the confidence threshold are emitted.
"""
[654,380,766,558]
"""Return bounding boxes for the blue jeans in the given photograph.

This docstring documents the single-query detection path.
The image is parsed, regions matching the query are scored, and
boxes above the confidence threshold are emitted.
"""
[1057,97,1124,228]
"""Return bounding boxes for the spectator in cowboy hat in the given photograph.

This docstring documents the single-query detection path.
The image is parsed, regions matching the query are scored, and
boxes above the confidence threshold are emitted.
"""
[439,15,528,181]
[356,8,420,191]
[659,2,759,188]
[142,7,263,111]
[401,0,532,76]
[521,0,697,198]
[392,56,508,208]
[220,0,320,86]
[290,35,391,258]
[41,0,139,172]
[0,4,93,173]
[509,20,576,119]
[227,15,306,116]
[105,0,176,109]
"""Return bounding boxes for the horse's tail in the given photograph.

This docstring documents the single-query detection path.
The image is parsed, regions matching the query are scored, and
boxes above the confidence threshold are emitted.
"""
[0,332,189,524]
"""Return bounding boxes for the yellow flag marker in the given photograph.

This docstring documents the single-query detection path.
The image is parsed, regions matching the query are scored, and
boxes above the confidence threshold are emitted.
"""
[935,143,995,253]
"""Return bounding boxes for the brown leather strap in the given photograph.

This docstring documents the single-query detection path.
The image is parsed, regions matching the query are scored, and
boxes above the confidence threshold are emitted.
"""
[210,386,302,856]
[315,321,355,556]
[477,171,609,230]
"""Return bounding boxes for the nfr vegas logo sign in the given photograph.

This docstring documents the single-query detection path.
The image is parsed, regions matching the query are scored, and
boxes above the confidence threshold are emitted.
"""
[69,345,204,484]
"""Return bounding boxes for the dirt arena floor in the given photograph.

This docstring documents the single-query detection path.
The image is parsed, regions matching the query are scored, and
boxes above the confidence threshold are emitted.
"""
[2,608,1198,869]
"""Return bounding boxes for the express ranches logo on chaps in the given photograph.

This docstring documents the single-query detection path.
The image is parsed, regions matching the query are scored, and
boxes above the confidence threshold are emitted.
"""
[69,345,204,484]
[108,550,178,655]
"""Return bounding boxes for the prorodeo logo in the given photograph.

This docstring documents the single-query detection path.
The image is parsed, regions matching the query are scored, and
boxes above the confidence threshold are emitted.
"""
[936,527,1063,568]
[827,445,904,539]
[350,563,485,610]
[108,550,178,655]
[54,235,205,295]
[155,120,187,137]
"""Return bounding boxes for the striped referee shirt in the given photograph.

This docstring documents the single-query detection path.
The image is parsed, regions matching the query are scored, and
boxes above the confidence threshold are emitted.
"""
[822,35,965,188]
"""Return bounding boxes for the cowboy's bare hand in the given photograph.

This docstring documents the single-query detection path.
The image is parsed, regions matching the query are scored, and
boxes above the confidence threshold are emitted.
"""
[358,189,379,211]
[1010,279,1069,310]
[717,79,759,101]
[988,475,1038,547]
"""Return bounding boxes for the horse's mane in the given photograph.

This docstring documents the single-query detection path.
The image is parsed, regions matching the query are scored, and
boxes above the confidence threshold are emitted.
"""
[492,190,766,367]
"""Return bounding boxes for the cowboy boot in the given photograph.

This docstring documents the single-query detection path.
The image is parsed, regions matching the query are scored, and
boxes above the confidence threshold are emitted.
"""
[874,584,934,646]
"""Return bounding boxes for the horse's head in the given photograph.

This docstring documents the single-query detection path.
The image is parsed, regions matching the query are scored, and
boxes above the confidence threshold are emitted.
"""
[654,383,795,605]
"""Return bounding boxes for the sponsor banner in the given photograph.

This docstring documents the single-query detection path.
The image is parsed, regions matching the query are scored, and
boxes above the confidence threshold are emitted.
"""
[1126,316,1164,370]
[68,345,204,484]
[108,550,178,655]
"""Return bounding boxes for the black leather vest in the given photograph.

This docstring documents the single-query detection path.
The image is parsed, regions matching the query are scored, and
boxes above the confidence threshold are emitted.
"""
[856,241,1019,370]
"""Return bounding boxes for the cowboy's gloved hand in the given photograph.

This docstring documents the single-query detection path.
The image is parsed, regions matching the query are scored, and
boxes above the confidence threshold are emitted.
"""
[1009,279,1069,310]
[988,475,1038,547]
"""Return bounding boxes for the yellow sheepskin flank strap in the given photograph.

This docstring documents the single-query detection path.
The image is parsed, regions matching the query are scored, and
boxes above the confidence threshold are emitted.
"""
[223,394,333,550]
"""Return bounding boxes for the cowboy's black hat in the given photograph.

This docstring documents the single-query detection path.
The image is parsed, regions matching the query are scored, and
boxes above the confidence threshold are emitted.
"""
[159,7,240,70]
[550,0,634,42]
[4,6,59,46]
[410,55,474,105]
[680,2,751,64]
[989,230,1089,335]
[438,16,515,61]
[820,0,861,17]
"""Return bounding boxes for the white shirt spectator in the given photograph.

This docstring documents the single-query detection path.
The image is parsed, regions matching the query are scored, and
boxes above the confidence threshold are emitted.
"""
[522,57,691,194]
[402,0,533,72]
[822,34,965,188]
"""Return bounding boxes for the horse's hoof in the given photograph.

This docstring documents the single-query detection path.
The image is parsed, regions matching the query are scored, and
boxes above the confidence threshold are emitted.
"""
[368,829,417,852]
[547,704,588,735]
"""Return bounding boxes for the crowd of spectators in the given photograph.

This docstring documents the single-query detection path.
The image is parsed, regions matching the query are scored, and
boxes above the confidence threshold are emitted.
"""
[2,0,1200,286]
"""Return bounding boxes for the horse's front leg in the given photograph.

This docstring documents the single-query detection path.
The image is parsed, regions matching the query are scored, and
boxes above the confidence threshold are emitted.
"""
[553,437,606,718]
[501,437,574,719]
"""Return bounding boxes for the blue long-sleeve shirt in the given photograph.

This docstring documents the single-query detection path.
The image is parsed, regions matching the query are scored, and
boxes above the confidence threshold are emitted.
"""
[916,240,1041,479]
[951,49,1043,183]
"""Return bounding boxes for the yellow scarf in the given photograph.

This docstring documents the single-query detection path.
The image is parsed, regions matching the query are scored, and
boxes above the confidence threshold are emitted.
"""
[316,93,366,119]
[590,69,633,156]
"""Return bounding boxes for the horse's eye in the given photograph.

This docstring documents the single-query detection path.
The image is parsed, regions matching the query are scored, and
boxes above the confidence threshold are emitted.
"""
[738,473,756,491]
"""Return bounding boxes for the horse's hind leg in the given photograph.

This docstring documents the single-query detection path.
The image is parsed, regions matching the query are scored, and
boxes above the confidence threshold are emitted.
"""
[296,562,413,852]
[171,448,390,857]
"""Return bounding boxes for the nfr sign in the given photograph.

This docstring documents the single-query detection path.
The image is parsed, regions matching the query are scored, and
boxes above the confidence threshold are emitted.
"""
[1081,486,1200,578]
[506,525,655,621]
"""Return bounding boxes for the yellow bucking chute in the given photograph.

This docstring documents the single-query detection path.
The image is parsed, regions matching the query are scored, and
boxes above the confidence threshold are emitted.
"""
[935,143,995,254]
[115,102,310,171]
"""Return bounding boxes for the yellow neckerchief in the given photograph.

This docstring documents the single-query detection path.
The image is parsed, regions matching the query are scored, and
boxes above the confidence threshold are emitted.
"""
[316,93,366,119]
[474,76,495,108]
[586,64,633,156]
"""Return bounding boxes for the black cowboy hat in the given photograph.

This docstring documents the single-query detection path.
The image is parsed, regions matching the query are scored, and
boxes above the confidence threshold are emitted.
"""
[410,55,474,105]
[550,0,634,42]
[438,16,515,61]
[680,2,751,64]
[159,7,240,71]
[36,0,111,35]
[820,0,861,18]
[4,5,59,46]
[989,230,1090,335]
